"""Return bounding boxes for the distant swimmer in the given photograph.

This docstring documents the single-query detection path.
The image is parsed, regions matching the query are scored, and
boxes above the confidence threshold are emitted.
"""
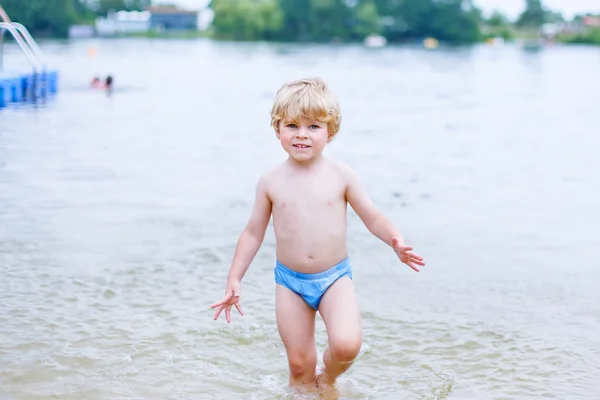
[105,75,113,92]
[210,78,426,397]
[90,77,103,89]
[90,75,113,92]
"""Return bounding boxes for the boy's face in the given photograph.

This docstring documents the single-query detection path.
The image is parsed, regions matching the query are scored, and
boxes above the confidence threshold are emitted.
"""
[276,119,331,162]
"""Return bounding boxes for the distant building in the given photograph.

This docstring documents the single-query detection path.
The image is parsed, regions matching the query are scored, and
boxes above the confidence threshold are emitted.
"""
[148,6,198,31]
[95,10,150,36]
[69,25,95,39]
[583,16,600,27]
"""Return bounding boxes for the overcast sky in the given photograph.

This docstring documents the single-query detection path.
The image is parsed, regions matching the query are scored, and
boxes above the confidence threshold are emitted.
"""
[167,0,599,19]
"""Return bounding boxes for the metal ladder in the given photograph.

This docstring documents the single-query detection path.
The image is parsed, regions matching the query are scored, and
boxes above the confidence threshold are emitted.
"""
[0,5,45,72]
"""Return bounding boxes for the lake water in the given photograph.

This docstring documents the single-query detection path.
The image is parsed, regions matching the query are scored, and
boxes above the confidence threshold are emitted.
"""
[1,38,599,400]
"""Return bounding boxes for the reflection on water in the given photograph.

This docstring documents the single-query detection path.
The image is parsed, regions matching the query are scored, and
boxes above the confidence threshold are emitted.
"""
[1,39,599,399]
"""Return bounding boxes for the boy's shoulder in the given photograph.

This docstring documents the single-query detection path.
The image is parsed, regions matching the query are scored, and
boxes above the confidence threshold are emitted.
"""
[255,161,286,189]
[328,158,358,180]
[329,158,351,171]
[260,161,286,179]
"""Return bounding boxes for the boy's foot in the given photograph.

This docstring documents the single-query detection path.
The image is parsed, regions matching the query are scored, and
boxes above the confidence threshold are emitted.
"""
[289,384,320,397]
[316,369,340,400]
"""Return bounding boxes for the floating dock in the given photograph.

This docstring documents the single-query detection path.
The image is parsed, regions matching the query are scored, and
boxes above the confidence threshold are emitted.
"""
[0,6,59,109]
[0,70,59,107]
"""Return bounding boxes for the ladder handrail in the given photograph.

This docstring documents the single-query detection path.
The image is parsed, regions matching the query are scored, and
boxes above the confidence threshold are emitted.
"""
[10,23,45,64]
[0,6,46,71]
[0,5,10,23]
[0,5,8,71]
[0,23,43,71]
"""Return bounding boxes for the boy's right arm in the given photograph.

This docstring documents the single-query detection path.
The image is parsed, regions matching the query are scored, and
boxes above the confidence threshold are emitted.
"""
[211,175,272,322]
[227,175,272,283]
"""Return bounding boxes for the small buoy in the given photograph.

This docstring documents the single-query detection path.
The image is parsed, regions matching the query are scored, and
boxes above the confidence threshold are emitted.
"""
[88,47,96,57]
[423,37,439,49]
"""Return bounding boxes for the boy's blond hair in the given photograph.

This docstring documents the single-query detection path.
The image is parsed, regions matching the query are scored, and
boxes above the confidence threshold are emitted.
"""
[270,77,342,139]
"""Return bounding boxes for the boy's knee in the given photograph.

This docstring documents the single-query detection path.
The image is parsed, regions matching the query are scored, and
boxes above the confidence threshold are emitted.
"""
[330,336,362,363]
[288,351,317,377]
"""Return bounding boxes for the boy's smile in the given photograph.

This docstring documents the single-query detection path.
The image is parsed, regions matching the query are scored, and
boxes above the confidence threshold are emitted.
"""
[278,120,330,162]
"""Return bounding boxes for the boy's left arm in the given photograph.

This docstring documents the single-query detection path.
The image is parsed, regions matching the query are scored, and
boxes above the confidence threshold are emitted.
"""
[344,166,425,272]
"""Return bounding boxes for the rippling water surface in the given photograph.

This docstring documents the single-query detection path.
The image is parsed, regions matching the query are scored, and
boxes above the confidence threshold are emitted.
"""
[1,39,599,399]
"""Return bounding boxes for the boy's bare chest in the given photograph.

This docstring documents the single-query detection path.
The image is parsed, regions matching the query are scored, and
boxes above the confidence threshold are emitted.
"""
[269,180,346,212]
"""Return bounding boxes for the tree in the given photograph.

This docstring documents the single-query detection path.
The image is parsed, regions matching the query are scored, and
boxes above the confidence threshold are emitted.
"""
[211,0,283,40]
[353,0,381,38]
[517,0,545,28]
[487,10,509,28]
[1,0,80,37]
[371,0,481,43]
[96,0,150,15]
[545,10,564,24]
[277,0,311,41]
[127,0,152,10]
[430,0,481,43]
[307,0,354,41]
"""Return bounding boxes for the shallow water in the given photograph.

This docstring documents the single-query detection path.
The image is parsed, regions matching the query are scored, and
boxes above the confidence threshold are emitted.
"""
[1,39,599,399]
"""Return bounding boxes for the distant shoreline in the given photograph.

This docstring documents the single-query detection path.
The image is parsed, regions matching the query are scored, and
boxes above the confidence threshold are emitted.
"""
[76,31,600,47]
[11,28,600,46]
[99,27,600,46]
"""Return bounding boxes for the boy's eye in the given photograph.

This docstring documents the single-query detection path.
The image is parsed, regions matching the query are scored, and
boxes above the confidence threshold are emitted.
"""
[310,125,320,129]
[286,123,297,128]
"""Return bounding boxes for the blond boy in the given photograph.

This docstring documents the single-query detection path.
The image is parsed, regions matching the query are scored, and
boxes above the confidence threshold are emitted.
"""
[211,78,425,392]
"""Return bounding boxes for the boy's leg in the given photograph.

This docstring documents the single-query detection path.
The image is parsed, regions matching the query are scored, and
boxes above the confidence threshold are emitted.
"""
[317,276,362,384]
[276,284,318,388]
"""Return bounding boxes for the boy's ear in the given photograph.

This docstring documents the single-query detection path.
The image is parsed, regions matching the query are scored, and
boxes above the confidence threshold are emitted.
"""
[274,121,281,138]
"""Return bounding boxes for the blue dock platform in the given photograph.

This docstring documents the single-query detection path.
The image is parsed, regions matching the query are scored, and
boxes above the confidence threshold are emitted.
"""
[0,70,59,108]
[1,13,60,109]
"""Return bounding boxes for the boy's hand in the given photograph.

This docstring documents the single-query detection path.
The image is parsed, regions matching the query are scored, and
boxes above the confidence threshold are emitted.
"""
[211,280,243,323]
[392,237,425,272]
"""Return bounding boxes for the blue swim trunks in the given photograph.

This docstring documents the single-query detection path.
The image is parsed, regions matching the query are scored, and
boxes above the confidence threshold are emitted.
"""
[274,257,353,310]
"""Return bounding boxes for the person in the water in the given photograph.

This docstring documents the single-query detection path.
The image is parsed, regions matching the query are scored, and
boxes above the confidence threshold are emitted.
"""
[105,75,113,91]
[211,77,425,397]
[90,77,103,89]
[90,75,113,92]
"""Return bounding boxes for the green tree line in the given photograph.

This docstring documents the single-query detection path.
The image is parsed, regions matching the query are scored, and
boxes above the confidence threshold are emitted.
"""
[1,0,598,44]
[209,0,599,44]
[210,0,484,43]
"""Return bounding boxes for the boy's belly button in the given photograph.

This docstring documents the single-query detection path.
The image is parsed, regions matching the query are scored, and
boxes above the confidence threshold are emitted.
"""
[302,255,315,265]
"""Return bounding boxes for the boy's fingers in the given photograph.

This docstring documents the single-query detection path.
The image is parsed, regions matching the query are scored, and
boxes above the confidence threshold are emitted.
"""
[407,262,420,272]
[225,306,231,323]
[411,256,425,266]
[404,252,422,261]
[211,292,234,308]
[234,303,244,316]
[213,305,224,320]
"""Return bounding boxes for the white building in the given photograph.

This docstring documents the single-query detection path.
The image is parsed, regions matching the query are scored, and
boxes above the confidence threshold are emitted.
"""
[95,10,150,36]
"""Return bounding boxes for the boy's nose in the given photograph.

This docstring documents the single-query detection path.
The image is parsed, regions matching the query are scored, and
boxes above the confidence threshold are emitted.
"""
[295,128,309,138]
